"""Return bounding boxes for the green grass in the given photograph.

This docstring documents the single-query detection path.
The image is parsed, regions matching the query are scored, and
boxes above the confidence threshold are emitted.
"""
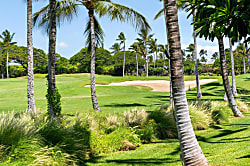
[0,73,221,114]
[85,112,250,166]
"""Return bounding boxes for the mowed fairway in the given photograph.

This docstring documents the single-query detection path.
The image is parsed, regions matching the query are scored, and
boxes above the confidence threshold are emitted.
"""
[0,73,249,114]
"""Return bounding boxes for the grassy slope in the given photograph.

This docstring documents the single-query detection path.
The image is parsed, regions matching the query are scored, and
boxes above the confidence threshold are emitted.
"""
[86,113,250,166]
[0,74,220,113]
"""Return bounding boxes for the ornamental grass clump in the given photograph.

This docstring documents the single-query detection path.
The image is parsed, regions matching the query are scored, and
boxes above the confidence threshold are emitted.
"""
[123,108,148,127]
[235,99,249,112]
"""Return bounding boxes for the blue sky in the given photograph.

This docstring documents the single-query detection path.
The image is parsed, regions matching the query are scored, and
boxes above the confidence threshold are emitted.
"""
[0,0,233,62]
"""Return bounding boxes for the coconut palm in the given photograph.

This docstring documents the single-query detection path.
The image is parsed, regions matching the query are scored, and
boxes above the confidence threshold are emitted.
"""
[137,28,154,77]
[34,0,150,112]
[27,0,36,114]
[199,49,207,64]
[229,38,238,96]
[244,37,250,73]
[211,52,219,61]
[110,43,121,54]
[194,0,247,117]
[149,38,159,69]
[186,44,195,61]
[116,32,126,77]
[236,43,247,74]
[129,42,140,76]
[165,0,209,165]
[0,30,17,79]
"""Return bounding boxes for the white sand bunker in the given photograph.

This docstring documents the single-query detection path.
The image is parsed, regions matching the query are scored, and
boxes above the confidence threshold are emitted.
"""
[85,79,218,92]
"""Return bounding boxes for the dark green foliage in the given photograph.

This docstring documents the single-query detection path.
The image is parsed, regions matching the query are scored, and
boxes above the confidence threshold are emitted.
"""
[46,76,62,117]
[135,120,157,143]
[147,110,177,139]
[9,65,26,78]
[212,107,231,124]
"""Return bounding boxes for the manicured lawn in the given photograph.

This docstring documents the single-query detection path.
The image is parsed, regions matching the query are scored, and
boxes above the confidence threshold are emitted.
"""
[85,112,250,166]
[0,74,221,113]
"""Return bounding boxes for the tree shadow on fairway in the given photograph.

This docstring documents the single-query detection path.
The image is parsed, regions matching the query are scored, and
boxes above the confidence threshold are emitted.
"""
[236,154,250,159]
[104,158,180,165]
[103,103,147,108]
[197,127,249,144]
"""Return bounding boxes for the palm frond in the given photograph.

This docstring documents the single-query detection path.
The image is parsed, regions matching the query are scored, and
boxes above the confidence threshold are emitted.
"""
[33,0,79,33]
[95,1,151,31]
[84,16,104,52]
[154,8,164,20]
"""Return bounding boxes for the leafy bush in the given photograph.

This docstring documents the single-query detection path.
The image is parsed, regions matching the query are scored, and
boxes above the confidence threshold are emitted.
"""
[9,65,26,78]
[147,109,177,139]
[90,127,141,155]
[135,120,157,143]
[124,108,148,127]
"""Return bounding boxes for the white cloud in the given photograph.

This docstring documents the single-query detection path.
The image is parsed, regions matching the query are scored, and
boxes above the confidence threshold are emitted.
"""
[58,42,69,48]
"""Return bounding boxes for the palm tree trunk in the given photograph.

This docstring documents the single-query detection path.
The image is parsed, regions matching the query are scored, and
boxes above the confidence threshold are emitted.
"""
[165,0,209,165]
[136,52,138,76]
[243,55,246,74]
[193,11,202,99]
[1,64,3,79]
[163,0,173,105]
[27,0,36,114]
[218,38,243,117]
[6,45,9,79]
[169,58,173,105]
[145,44,148,77]
[89,9,101,112]
[156,50,158,68]
[244,37,250,73]
[48,0,57,117]
[123,42,125,77]
[229,38,237,97]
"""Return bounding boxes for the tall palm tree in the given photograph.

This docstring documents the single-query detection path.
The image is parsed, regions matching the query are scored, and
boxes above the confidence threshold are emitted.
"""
[186,44,194,61]
[159,44,174,105]
[236,43,247,74]
[149,38,158,69]
[137,28,154,77]
[27,0,36,114]
[116,32,126,77]
[194,0,246,117]
[110,43,121,54]
[34,0,150,112]
[165,0,209,164]
[229,38,238,96]
[244,37,250,73]
[0,30,16,79]
[211,52,219,61]
[129,42,140,76]
[199,49,207,64]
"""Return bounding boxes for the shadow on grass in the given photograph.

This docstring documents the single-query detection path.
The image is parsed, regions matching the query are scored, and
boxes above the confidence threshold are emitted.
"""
[197,127,249,144]
[236,154,250,159]
[103,103,147,107]
[104,158,180,165]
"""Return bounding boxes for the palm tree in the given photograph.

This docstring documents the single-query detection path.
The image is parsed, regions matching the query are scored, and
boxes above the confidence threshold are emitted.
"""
[137,28,154,77]
[149,38,159,69]
[159,44,174,105]
[199,49,207,64]
[129,42,140,76]
[116,32,126,77]
[178,0,203,99]
[186,44,194,61]
[236,43,247,74]
[165,0,209,164]
[244,37,250,73]
[0,30,16,79]
[229,38,238,96]
[110,43,121,54]
[34,0,150,112]
[27,0,36,114]
[211,52,219,61]
[194,0,246,117]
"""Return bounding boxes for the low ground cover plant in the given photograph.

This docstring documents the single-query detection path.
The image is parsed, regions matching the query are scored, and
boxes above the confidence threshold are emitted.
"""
[0,100,248,165]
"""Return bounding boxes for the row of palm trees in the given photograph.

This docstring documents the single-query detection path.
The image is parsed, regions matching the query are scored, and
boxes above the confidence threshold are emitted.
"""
[22,0,248,165]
